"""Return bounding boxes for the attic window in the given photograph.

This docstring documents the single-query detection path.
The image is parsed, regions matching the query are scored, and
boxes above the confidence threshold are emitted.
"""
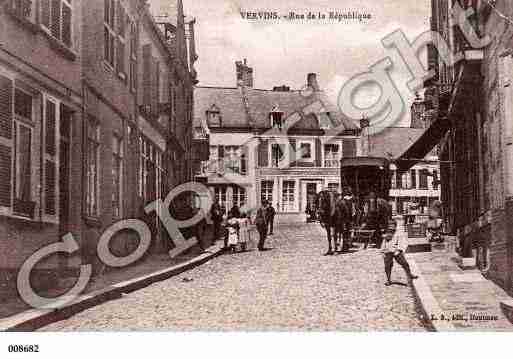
[269,105,284,130]
[206,104,221,127]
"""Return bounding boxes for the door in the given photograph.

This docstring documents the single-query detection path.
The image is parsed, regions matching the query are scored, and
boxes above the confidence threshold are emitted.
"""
[302,182,319,213]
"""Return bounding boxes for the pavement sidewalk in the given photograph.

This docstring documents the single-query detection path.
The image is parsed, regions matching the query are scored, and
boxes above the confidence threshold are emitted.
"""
[398,222,513,331]
[0,236,225,331]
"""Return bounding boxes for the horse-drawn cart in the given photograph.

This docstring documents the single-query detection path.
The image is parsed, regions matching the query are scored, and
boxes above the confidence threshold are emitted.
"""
[340,157,391,201]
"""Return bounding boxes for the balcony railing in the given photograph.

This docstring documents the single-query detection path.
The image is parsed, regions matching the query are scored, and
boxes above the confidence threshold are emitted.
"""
[197,158,248,176]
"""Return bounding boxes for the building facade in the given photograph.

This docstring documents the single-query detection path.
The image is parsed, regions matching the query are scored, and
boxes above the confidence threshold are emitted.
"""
[399,0,513,293]
[194,60,361,221]
[0,0,197,299]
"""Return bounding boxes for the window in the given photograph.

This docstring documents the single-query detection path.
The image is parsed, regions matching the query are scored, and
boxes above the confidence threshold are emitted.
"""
[410,169,417,189]
[271,143,285,167]
[86,119,100,217]
[261,180,273,205]
[104,0,116,67]
[223,146,246,175]
[41,0,73,47]
[282,181,296,212]
[269,106,283,129]
[9,0,36,22]
[112,135,123,219]
[138,136,161,204]
[299,142,312,160]
[390,170,396,189]
[324,143,340,167]
[13,89,34,216]
[419,169,429,189]
[233,186,247,209]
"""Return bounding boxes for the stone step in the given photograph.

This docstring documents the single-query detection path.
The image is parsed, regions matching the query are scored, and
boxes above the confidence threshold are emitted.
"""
[405,237,432,254]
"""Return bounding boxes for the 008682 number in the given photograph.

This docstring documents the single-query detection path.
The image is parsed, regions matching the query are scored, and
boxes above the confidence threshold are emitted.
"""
[8,344,39,353]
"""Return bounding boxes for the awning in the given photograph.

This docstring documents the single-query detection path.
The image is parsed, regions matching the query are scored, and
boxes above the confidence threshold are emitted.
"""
[395,116,450,172]
[395,50,483,172]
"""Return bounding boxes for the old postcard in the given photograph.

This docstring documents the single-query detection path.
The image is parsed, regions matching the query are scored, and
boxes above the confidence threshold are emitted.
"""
[1,0,513,349]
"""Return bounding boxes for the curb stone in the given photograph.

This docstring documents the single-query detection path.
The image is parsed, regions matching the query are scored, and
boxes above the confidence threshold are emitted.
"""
[0,243,225,332]
[407,258,455,332]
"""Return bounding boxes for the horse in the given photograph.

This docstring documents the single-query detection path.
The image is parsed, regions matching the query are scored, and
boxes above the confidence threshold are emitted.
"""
[316,191,353,255]
[334,195,355,252]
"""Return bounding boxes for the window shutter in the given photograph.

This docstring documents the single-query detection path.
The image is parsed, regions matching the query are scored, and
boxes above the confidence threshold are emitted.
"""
[44,99,59,217]
[142,45,152,108]
[258,139,268,167]
[50,0,61,39]
[0,75,13,140]
[117,1,124,34]
[150,58,158,116]
[117,38,125,75]
[218,146,224,159]
[342,138,357,158]
[45,101,56,156]
[315,139,322,167]
[62,3,72,47]
[0,75,13,208]
[45,160,56,215]
[289,139,296,166]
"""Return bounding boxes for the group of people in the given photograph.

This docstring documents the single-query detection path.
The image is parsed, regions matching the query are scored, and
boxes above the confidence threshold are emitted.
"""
[209,199,276,252]
[317,186,419,286]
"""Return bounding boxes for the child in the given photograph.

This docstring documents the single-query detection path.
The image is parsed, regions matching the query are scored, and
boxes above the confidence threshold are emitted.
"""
[381,225,418,286]
[226,217,240,253]
[238,213,251,252]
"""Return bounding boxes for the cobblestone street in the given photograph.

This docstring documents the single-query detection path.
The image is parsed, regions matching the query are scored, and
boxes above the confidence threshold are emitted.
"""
[42,223,427,331]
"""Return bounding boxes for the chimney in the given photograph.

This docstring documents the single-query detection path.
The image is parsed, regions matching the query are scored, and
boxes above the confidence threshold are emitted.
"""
[236,59,254,87]
[307,73,320,91]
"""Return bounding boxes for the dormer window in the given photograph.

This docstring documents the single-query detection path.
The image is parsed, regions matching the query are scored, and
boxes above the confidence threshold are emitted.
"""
[319,112,333,130]
[269,105,284,130]
[206,104,221,127]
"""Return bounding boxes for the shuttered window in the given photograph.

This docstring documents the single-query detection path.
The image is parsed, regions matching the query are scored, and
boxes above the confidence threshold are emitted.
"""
[41,0,73,47]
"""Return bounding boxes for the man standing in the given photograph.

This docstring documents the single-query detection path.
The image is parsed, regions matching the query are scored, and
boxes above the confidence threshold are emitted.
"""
[210,199,223,243]
[381,223,418,286]
[266,202,276,235]
[255,200,268,251]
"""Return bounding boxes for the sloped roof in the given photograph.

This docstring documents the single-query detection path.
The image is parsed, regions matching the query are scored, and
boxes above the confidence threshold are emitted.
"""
[194,86,358,131]
[368,127,425,159]
[194,87,247,128]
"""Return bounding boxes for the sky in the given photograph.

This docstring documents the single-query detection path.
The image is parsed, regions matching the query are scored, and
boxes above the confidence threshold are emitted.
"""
[149,0,431,127]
